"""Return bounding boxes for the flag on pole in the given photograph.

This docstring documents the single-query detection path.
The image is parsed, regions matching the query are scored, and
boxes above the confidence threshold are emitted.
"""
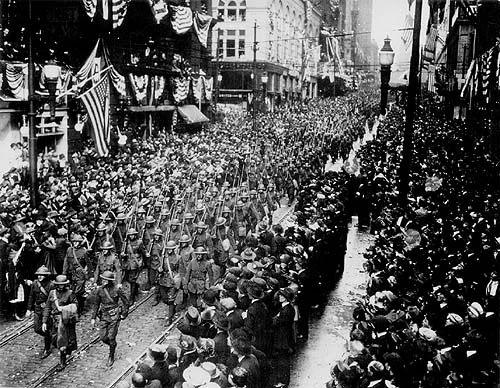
[401,13,414,52]
[78,72,110,157]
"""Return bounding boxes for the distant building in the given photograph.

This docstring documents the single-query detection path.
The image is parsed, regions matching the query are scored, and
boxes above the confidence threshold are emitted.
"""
[210,0,322,111]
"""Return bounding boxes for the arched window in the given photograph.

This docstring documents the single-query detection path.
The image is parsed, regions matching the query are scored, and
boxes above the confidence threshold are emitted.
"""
[239,0,246,21]
[227,1,237,21]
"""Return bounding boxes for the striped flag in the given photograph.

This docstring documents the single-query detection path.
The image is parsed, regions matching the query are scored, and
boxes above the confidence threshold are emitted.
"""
[401,13,413,51]
[112,0,130,29]
[78,72,110,157]
[171,6,193,35]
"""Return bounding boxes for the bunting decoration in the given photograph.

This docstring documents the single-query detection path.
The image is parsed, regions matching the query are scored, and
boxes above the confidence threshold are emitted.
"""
[82,0,97,18]
[481,47,494,99]
[109,67,127,97]
[193,12,212,48]
[204,77,213,101]
[129,74,149,105]
[152,75,166,101]
[171,6,193,35]
[191,76,205,102]
[401,13,414,52]
[76,40,100,86]
[6,63,28,100]
[172,77,189,103]
[112,0,131,29]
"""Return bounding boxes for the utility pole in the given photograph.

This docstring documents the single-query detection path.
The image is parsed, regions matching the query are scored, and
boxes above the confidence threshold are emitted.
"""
[28,0,39,208]
[332,57,336,98]
[351,8,358,89]
[213,29,222,123]
[252,21,257,132]
[398,0,423,207]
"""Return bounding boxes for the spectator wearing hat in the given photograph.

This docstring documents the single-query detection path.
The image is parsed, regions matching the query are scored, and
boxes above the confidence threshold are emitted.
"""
[54,228,69,274]
[269,287,295,388]
[148,344,171,388]
[94,241,122,286]
[177,336,201,376]
[244,281,271,356]
[159,240,182,324]
[270,225,286,257]
[62,234,92,314]
[26,265,53,358]
[166,345,181,386]
[42,274,78,371]
[221,297,244,332]
[201,361,228,388]
[91,270,128,366]
[0,227,11,318]
[213,311,231,364]
[178,306,202,339]
[230,336,260,388]
[228,366,249,388]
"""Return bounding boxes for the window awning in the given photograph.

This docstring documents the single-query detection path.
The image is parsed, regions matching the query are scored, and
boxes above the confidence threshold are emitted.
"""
[177,105,209,124]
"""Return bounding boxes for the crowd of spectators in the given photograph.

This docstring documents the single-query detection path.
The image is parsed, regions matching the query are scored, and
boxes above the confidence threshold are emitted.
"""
[329,96,499,388]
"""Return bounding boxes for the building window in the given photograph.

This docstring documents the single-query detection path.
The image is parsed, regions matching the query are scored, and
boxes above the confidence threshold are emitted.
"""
[238,39,245,57]
[226,39,236,57]
[218,0,246,21]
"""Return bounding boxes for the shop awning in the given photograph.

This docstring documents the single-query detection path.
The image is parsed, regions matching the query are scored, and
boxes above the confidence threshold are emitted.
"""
[177,105,209,124]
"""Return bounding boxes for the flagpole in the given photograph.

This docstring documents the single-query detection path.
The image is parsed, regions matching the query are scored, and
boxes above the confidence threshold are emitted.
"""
[28,0,39,207]
[56,65,113,101]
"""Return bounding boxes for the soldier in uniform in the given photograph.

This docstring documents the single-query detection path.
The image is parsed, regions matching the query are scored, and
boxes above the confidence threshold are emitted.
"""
[122,228,146,306]
[93,241,122,286]
[212,217,235,281]
[169,218,182,245]
[192,221,213,259]
[26,265,53,359]
[234,201,249,250]
[150,228,164,304]
[92,222,113,253]
[142,215,156,290]
[112,213,127,255]
[178,234,194,290]
[91,270,128,366]
[182,212,195,237]
[62,234,92,314]
[135,207,146,236]
[184,247,214,307]
[158,240,182,324]
[42,275,78,371]
[159,209,170,234]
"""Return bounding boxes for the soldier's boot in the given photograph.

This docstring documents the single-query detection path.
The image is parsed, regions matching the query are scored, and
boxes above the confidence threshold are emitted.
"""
[129,283,138,306]
[152,288,160,306]
[57,351,67,371]
[41,335,51,359]
[107,344,116,367]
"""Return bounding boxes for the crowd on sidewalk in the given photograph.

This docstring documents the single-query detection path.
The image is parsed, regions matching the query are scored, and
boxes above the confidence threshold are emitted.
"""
[0,92,377,386]
[329,96,499,388]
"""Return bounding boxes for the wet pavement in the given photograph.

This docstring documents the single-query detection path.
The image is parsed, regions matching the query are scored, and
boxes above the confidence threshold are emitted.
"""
[289,218,374,388]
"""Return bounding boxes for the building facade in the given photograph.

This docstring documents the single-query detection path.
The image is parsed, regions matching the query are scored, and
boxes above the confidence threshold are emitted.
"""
[211,0,322,111]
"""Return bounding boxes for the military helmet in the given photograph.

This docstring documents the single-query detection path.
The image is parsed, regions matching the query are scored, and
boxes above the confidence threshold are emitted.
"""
[166,240,178,250]
[145,215,155,223]
[153,228,163,236]
[35,265,51,276]
[127,228,138,235]
[194,246,208,255]
[101,241,114,250]
[179,234,191,243]
[97,223,107,231]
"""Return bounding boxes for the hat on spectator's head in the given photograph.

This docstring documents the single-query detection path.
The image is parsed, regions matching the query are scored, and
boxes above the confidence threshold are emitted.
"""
[182,366,210,387]
[278,287,295,302]
[202,288,219,307]
[467,302,484,319]
[418,327,437,342]
[185,306,201,326]
[148,344,166,361]
[246,282,264,300]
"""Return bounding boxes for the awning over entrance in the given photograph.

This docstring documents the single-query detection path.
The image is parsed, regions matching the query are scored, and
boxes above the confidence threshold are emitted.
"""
[177,105,209,124]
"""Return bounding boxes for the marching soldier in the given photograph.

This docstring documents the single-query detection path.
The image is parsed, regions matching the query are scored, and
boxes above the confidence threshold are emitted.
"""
[135,207,146,235]
[92,222,113,252]
[122,228,146,306]
[178,234,194,280]
[26,265,53,359]
[112,213,127,254]
[91,270,128,366]
[42,275,78,371]
[169,218,183,244]
[93,241,122,286]
[159,208,170,234]
[182,212,195,237]
[192,221,213,259]
[142,216,156,290]
[234,201,249,249]
[150,228,164,302]
[212,217,235,281]
[184,246,214,307]
[62,234,92,314]
[158,240,182,324]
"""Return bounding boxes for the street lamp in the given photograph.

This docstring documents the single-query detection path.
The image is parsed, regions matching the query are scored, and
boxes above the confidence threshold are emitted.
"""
[213,73,223,122]
[378,36,395,115]
[42,60,61,120]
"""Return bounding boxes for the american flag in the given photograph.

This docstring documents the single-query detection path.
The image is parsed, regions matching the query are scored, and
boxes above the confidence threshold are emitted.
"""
[401,14,414,52]
[112,0,130,29]
[78,72,110,157]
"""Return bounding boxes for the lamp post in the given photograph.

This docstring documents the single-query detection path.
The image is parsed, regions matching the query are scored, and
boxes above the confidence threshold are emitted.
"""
[378,36,395,116]
[261,72,268,113]
[42,60,61,120]
[214,73,222,122]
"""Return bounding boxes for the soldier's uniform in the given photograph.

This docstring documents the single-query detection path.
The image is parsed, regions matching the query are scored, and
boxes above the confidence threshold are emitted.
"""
[184,248,214,307]
[94,244,122,286]
[169,221,183,245]
[122,230,146,305]
[149,230,164,292]
[157,241,182,323]
[62,236,92,313]
[142,217,156,290]
[112,216,127,254]
[192,223,214,259]
[27,266,53,358]
[92,271,128,366]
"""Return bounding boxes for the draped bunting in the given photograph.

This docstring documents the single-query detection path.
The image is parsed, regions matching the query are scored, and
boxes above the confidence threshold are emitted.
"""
[6,63,28,100]
[172,77,189,103]
[112,0,131,29]
[193,12,212,48]
[204,77,213,102]
[76,40,100,85]
[82,0,97,18]
[170,6,193,35]
[110,67,127,97]
[191,77,204,102]
[152,75,166,101]
[129,74,149,104]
